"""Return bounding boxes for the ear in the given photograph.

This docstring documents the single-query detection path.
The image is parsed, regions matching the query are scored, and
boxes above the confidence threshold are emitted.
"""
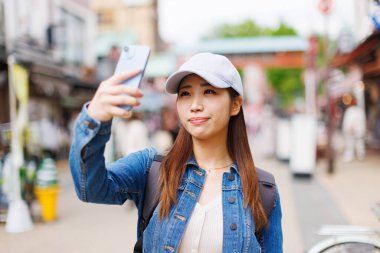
[230,96,243,116]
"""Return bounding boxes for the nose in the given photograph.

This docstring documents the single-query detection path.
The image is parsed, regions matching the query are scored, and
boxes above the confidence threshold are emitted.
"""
[190,96,204,112]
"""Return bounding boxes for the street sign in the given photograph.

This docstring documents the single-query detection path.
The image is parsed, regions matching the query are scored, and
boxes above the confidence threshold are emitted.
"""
[372,2,380,30]
[318,0,333,14]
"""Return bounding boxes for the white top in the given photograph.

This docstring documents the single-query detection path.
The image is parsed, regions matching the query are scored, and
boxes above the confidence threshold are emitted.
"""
[342,105,366,137]
[178,195,223,253]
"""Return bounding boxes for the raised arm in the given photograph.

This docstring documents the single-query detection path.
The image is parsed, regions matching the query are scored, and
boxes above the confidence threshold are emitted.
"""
[69,69,155,206]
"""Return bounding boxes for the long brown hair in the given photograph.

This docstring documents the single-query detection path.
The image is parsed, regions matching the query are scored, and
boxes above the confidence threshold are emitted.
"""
[158,88,268,232]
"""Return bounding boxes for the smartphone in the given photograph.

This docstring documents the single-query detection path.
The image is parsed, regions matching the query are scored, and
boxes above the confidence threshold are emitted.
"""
[114,45,150,110]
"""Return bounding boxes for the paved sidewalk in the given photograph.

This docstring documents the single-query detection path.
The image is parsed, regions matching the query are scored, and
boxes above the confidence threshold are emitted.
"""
[254,149,380,252]
[0,160,139,253]
[253,156,305,252]
[1,152,379,253]
[317,151,380,229]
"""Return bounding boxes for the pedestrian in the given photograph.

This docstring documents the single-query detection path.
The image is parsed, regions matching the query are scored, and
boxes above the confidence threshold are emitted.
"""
[113,112,149,157]
[69,52,283,252]
[342,99,366,161]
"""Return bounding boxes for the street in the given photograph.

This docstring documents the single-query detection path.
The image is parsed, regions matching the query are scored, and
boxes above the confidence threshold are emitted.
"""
[257,150,380,252]
[1,151,380,253]
[1,1,380,253]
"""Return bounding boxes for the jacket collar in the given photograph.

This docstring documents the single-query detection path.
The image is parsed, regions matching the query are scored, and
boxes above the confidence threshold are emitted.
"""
[186,155,239,175]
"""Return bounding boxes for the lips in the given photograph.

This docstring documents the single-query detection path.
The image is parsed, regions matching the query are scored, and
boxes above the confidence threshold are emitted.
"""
[188,117,209,125]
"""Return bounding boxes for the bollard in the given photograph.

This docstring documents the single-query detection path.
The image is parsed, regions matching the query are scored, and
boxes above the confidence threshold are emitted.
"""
[34,185,59,221]
[34,157,59,222]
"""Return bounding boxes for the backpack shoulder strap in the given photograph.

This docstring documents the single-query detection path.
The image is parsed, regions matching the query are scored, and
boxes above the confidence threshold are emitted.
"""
[141,154,163,229]
[256,167,277,219]
[134,154,163,253]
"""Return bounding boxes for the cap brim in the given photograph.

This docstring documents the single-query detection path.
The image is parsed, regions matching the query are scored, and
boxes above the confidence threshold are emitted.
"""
[165,69,230,94]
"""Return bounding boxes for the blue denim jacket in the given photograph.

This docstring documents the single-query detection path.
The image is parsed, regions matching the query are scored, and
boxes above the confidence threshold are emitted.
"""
[69,105,283,253]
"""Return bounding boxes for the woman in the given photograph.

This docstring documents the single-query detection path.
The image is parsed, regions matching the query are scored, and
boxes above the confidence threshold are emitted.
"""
[69,52,283,252]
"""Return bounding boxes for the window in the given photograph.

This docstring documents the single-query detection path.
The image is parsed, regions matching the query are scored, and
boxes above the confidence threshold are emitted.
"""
[122,0,152,7]
[97,10,113,25]
[0,2,5,46]
[59,8,85,66]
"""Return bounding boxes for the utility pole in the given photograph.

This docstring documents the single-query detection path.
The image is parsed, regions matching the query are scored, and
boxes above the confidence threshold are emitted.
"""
[318,0,335,174]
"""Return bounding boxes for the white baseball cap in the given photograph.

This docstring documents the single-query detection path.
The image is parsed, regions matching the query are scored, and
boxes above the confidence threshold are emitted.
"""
[165,52,244,96]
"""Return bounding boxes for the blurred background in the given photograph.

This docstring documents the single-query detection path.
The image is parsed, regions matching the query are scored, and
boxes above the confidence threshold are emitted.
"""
[0,0,380,252]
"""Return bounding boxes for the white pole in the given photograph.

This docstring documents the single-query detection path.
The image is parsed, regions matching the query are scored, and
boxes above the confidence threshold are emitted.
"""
[5,55,33,233]
[7,55,21,200]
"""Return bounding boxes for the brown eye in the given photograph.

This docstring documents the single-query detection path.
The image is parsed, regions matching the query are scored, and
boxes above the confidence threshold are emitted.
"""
[179,91,190,97]
[204,89,216,95]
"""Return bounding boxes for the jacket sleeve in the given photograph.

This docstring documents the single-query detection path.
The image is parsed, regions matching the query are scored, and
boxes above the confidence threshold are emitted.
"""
[260,188,283,253]
[69,103,156,205]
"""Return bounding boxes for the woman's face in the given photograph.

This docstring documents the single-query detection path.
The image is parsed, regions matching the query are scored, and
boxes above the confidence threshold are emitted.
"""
[176,74,242,141]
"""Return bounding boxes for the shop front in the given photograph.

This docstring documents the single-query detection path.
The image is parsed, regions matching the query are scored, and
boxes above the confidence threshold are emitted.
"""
[333,31,380,151]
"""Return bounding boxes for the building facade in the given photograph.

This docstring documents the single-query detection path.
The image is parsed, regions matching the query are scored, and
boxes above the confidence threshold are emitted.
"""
[90,0,161,55]
[332,0,380,151]
[0,0,98,158]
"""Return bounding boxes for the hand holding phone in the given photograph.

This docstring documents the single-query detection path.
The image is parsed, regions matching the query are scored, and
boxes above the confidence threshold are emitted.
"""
[87,69,143,122]
[87,45,150,122]
[114,45,150,110]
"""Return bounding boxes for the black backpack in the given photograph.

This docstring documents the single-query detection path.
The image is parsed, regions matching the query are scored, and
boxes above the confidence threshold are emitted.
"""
[133,155,276,253]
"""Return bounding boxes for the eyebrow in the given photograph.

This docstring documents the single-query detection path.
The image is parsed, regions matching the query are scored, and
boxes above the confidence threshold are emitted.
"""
[178,82,211,91]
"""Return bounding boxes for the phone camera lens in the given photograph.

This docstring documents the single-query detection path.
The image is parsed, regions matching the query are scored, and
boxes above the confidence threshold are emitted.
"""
[123,46,129,52]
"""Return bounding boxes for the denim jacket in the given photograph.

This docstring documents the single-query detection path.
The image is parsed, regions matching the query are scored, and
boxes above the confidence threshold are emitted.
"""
[69,105,283,253]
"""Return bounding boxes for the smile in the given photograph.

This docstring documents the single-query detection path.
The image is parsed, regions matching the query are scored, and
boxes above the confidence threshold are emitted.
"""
[189,117,209,125]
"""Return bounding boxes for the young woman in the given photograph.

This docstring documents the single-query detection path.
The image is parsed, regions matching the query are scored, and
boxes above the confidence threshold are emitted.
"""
[69,52,283,252]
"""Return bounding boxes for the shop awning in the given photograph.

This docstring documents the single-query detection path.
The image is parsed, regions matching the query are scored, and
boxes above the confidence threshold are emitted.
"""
[332,31,380,77]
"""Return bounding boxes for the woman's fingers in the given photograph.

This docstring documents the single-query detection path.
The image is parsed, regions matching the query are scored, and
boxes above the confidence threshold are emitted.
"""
[106,69,141,86]
[87,69,143,122]
[107,85,143,97]
[107,105,133,118]
[102,94,141,107]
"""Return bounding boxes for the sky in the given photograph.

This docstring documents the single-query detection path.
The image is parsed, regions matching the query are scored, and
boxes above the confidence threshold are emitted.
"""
[158,0,359,45]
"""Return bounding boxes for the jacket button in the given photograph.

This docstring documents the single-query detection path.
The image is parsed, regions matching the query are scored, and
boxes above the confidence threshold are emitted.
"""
[84,120,95,129]
[230,223,237,230]
[228,174,235,181]
[228,197,235,204]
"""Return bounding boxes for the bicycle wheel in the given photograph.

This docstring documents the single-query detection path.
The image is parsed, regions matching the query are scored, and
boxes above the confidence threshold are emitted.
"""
[307,236,380,253]
[320,242,380,253]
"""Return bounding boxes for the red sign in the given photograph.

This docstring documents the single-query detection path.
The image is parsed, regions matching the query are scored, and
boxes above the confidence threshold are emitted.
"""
[318,0,332,14]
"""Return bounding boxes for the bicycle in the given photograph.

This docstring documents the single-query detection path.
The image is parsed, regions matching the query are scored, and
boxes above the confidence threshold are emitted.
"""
[307,203,380,253]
